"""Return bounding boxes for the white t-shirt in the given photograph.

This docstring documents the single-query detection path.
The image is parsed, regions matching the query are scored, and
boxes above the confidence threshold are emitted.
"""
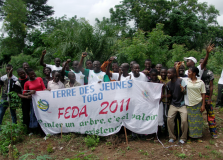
[185,65,203,79]
[218,70,223,84]
[74,71,85,85]
[131,72,148,82]
[88,70,106,84]
[181,77,189,106]
[46,64,62,77]
[111,73,131,81]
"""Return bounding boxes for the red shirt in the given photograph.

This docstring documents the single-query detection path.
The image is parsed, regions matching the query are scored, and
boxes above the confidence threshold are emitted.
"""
[23,77,46,94]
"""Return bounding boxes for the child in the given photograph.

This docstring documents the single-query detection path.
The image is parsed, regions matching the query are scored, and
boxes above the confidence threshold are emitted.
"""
[149,69,164,141]
[47,71,65,90]
[14,68,32,129]
[0,64,18,129]
[155,64,162,76]
[142,59,152,80]
[65,72,81,88]
[129,61,137,76]
[62,59,85,85]
[40,50,62,77]
[166,68,187,144]
[78,52,110,84]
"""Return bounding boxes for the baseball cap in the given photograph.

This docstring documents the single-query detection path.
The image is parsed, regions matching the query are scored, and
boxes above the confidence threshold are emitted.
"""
[183,57,197,63]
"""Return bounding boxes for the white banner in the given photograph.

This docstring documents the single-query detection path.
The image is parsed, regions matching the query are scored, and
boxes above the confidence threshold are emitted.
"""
[32,80,163,136]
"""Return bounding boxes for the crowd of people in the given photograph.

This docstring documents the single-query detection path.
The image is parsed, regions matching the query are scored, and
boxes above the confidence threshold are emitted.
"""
[0,43,221,144]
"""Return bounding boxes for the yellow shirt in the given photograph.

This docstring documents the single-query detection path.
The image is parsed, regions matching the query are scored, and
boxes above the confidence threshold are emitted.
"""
[187,79,206,106]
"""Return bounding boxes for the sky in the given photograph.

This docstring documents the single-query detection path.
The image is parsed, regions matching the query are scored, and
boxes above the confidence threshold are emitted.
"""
[47,0,223,26]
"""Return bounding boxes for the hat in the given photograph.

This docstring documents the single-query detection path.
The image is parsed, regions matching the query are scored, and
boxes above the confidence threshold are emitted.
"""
[183,57,197,63]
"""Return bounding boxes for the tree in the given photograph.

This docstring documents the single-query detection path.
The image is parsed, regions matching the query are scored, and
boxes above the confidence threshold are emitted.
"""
[0,0,27,63]
[0,0,54,28]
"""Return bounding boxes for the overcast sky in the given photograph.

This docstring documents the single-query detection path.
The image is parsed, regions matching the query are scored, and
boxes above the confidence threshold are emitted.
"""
[47,0,223,26]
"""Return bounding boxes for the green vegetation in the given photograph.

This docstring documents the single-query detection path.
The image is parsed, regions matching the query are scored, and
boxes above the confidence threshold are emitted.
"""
[84,135,100,148]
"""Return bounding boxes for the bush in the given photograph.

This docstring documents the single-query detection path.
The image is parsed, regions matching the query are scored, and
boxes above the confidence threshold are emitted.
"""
[84,135,100,147]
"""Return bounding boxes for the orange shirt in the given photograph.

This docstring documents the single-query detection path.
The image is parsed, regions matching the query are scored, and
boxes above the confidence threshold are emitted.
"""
[101,61,115,81]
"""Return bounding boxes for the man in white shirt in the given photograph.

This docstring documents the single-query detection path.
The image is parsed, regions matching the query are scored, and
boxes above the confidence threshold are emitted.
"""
[184,44,215,78]
[131,64,149,82]
[40,50,62,77]
[216,70,223,108]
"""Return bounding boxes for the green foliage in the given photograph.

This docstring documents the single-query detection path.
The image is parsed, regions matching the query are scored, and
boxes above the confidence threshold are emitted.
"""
[19,153,52,160]
[84,135,100,147]
[46,143,53,154]
[65,152,99,160]
[8,91,22,109]
[178,153,186,159]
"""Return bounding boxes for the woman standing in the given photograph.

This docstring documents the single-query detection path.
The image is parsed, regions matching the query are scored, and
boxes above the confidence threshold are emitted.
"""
[23,68,47,134]
[187,67,206,142]
[42,67,53,88]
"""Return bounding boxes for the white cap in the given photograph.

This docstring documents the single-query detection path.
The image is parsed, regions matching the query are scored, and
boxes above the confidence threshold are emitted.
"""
[183,57,197,63]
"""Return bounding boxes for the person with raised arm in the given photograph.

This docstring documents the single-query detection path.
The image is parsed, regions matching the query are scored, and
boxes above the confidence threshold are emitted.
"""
[78,52,110,84]
[62,59,85,85]
[106,57,131,81]
[184,44,215,78]
[40,50,62,77]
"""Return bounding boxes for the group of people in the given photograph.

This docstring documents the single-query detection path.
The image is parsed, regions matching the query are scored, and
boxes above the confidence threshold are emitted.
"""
[0,43,219,144]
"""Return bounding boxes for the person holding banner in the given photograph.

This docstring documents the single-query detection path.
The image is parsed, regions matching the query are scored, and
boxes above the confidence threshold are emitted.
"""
[187,66,206,142]
[23,68,47,133]
[131,64,148,82]
[78,52,110,84]
[166,67,187,144]
[62,59,85,85]
[106,57,131,81]
[65,72,81,88]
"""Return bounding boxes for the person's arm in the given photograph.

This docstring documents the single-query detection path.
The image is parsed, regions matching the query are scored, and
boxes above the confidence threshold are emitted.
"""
[200,93,206,112]
[201,44,215,69]
[62,59,71,77]
[118,68,122,81]
[106,62,112,77]
[8,68,13,79]
[40,50,47,67]
[78,52,87,73]
[101,61,110,72]
[208,80,214,105]
[17,93,32,99]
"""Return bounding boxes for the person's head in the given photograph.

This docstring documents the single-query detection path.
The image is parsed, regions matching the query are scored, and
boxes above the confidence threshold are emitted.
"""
[120,63,130,73]
[54,58,61,67]
[27,68,36,80]
[150,69,158,82]
[6,64,13,74]
[174,61,179,68]
[184,57,197,68]
[17,68,26,79]
[86,60,93,70]
[160,67,167,80]
[22,62,29,72]
[130,61,137,71]
[68,71,76,82]
[112,62,119,73]
[188,66,199,79]
[167,67,177,80]
[93,61,101,73]
[179,65,185,76]
[145,59,152,70]
[62,61,70,71]
[132,63,140,76]
[43,67,51,76]
[52,70,61,83]
[155,64,162,74]
[72,61,79,72]
[199,58,204,65]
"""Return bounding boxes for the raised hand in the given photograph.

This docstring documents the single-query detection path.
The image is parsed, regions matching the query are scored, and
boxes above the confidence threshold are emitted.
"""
[82,52,87,58]
[109,56,116,62]
[142,70,149,75]
[206,44,215,53]
[42,50,46,56]
[67,59,71,63]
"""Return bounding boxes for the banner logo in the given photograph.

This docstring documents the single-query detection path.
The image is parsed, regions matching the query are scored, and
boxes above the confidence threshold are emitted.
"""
[37,99,49,111]
[142,90,149,98]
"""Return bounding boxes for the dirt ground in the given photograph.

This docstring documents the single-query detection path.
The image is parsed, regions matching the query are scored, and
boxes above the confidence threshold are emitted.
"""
[0,108,222,160]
